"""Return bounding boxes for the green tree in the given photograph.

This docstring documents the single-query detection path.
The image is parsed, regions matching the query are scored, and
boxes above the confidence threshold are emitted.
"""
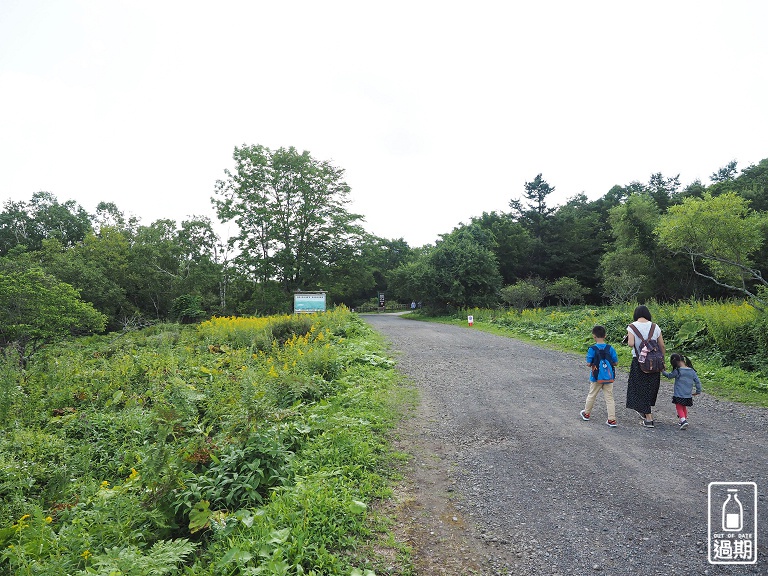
[0,260,106,364]
[176,216,227,313]
[656,192,768,307]
[127,219,184,319]
[601,270,646,305]
[644,172,680,212]
[509,174,558,278]
[710,160,738,183]
[545,195,607,296]
[598,193,694,301]
[213,145,366,295]
[36,234,131,329]
[0,192,91,255]
[599,195,658,300]
[468,212,532,285]
[500,280,542,313]
[390,230,501,312]
[549,276,588,306]
[708,158,768,212]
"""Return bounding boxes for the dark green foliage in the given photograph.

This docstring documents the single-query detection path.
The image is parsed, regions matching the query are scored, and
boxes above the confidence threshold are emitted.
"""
[174,431,293,513]
[172,294,208,323]
[0,260,107,363]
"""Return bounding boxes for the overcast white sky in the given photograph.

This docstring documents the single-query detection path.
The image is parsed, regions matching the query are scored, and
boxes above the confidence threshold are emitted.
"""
[1,1,767,247]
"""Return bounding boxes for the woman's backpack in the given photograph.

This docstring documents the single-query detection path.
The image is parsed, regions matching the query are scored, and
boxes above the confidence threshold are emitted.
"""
[628,323,665,373]
[590,345,616,383]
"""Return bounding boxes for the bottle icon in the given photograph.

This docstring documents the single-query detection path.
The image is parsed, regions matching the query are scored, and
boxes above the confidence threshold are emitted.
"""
[722,489,743,532]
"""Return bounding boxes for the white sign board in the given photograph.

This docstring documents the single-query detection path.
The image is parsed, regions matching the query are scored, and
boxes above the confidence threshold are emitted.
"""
[294,292,327,313]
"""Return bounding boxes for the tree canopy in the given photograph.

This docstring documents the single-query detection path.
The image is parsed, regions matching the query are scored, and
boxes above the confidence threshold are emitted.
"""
[213,145,366,295]
[2,152,768,343]
[0,260,106,363]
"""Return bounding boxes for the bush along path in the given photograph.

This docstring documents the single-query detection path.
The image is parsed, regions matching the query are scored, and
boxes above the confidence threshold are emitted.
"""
[0,309,414,575]
[364,313,768,575]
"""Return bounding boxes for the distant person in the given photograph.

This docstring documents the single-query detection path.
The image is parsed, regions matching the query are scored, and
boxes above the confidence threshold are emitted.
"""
[411,300,417,312]
[581,325,618,427]
[626,305,666,428]
[662,353,702,429]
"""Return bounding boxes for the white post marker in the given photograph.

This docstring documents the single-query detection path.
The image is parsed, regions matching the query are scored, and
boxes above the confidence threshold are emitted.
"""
[468,315,474,327]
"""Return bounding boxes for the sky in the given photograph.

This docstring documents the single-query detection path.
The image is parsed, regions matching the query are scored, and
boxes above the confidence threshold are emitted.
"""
[1,1,767,247]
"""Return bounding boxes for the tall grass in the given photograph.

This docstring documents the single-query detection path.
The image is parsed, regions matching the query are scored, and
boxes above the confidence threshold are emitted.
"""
[0,307,413,575]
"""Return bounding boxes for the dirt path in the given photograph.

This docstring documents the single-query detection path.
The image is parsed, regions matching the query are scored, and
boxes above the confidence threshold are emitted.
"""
[363,314,767,576]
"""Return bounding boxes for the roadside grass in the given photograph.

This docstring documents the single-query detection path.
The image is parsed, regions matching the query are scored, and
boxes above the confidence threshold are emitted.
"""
[413,303,768,408]
[0,308,416,575]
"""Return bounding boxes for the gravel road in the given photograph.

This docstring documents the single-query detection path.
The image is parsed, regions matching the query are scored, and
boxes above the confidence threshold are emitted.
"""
[363,313,767,576]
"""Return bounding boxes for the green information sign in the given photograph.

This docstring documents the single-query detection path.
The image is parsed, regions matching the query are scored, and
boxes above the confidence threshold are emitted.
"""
[294,292,327,313]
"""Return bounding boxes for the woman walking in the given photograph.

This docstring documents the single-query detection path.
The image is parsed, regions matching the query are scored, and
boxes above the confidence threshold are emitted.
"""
[626,305,666,428]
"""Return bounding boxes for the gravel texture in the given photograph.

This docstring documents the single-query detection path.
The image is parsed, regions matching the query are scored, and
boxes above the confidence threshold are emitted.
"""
[363,313,768,576]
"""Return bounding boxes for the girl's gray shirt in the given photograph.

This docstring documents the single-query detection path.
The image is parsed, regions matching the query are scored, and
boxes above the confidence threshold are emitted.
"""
[662,366,702,398]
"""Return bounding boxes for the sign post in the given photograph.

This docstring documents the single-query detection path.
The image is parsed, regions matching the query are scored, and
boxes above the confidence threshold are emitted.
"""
[293,291,327,314]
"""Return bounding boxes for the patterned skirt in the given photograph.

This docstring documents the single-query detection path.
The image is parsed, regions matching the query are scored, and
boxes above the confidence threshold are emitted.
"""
[626,358,661,414]
[672,396,694,407]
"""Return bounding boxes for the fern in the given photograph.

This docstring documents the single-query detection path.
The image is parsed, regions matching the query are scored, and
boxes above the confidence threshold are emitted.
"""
[78,538,197,576]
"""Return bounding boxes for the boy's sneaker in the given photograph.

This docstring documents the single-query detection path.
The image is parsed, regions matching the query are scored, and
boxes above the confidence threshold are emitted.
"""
[642,419,655,428]
[580,410,591,421]
[606,420,617,427]
[679,419,688,430]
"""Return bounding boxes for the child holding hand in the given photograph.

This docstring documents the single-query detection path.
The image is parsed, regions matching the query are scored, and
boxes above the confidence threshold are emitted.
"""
[662,353,702,429]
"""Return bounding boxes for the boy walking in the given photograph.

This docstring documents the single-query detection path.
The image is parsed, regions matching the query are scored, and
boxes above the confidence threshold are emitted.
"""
[581,325,619,427]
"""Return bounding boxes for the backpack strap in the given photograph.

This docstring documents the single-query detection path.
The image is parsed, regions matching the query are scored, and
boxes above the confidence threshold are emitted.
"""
[628,323,646,355]
[589,344,599,366]
[628,323,644,341]
[604,344,615,365]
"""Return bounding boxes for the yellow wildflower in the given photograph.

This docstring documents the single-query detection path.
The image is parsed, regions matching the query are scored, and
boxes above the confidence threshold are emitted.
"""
[45,516,53,523]
[101,481,109,488]
[128,468,139,481]
[81,550,92,560]
[20,514,30,521]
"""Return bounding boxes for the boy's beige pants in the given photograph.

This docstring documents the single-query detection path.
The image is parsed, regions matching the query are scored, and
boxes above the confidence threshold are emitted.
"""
[584,381,616,421]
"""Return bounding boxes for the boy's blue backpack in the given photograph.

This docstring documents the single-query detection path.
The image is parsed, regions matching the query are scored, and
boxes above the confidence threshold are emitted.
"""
[590,345,616,383]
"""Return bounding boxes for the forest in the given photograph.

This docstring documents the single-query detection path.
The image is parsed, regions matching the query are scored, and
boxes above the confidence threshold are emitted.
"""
[2,144,768,364]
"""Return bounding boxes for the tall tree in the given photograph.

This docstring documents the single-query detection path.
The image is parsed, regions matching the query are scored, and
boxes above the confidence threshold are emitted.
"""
[599,195,659,302]
[644,172,680,212]
[656,192,768,307]
[467,212,533,285]
[710,160,738,183]
[510,173,556,239]
[213,145,366,295]
[546,194,607,298]
[509,174,557,278]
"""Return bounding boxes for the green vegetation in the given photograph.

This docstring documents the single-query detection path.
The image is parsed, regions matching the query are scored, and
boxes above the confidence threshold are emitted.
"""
[4,157,768,325]
[442,301,768,407]
[0,308,415,575]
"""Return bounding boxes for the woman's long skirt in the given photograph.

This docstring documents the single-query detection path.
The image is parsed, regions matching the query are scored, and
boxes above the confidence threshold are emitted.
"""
[626,357,661,415]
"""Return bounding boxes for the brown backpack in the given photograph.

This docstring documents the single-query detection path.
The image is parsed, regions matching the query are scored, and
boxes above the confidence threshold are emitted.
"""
[628,322,665,373]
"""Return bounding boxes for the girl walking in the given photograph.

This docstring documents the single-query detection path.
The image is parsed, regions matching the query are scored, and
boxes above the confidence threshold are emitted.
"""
[662,353,702,429]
